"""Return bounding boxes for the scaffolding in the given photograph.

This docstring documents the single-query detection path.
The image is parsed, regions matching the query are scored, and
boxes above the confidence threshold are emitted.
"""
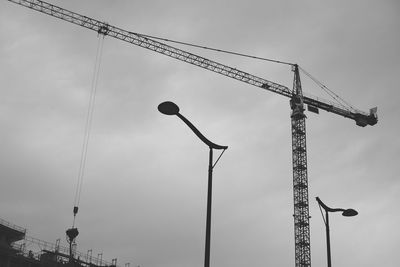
[1,218,119,267]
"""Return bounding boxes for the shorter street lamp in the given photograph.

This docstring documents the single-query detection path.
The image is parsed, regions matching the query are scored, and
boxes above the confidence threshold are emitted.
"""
[158,101,228,267]
[316,197,358,267]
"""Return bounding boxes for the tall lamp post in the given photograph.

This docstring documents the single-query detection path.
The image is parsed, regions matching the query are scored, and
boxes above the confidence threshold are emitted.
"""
[316,197,358,267]
[158,101,228,267]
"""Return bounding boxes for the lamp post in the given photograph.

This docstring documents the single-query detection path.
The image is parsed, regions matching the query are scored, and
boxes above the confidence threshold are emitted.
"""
[316,197,358,267]
[158,101,228,267]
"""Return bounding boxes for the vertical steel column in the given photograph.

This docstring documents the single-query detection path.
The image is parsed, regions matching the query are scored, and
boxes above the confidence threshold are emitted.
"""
[290,65,311,267]
[204,147,213,267]
[325,211,331,267]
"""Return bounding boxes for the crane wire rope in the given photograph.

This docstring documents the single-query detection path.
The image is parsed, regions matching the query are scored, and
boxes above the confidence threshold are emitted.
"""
[136,32,294,66]
[72,33,105,227]
[298,66,356,112]
[140,32,356,112]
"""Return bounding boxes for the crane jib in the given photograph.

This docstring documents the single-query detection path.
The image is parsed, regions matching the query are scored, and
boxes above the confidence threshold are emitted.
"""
[6,0,377,128]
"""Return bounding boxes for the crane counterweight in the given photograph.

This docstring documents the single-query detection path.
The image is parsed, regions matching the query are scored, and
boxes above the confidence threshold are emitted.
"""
[355,107,378,127]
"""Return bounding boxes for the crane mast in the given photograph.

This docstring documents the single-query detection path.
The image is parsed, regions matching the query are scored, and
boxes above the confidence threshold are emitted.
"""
[291,65,311,266]
[7,0,378,266]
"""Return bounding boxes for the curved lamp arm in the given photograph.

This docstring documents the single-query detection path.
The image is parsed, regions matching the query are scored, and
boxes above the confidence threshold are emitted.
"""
[316,197,358,216]
[316,197,344,212]
[176,113,228,150]
[158,101,228,150]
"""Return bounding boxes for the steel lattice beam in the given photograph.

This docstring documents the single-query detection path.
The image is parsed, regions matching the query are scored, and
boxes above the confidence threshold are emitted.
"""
[7,0,377,126]
[291,66,311,266]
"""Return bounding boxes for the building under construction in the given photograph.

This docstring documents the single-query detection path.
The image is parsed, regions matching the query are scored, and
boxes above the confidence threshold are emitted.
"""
[0,218,118,267]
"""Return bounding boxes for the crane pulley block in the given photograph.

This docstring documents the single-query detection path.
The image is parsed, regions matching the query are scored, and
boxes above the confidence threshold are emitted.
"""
[73,206,78,216]
[66,227,79,243]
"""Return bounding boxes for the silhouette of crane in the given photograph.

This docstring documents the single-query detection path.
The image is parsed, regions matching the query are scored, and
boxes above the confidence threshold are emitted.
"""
[7,0,378,266]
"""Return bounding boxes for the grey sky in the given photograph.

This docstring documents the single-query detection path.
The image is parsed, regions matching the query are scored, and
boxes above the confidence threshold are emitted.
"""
[0,0,399,266]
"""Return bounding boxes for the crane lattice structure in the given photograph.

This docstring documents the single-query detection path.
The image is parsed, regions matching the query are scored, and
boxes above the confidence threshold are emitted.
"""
[6,0,378,266]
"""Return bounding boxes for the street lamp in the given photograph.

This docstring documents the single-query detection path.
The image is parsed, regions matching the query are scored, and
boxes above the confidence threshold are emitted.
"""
[158,101,228,267]
[316,197,358,267]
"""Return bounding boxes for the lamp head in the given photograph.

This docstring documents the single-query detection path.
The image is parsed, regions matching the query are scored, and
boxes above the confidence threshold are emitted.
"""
[158,101,180,115]
[342,209,358,217]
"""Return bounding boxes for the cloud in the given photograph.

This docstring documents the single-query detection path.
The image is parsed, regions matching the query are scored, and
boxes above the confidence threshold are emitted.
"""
[1,1,399,266]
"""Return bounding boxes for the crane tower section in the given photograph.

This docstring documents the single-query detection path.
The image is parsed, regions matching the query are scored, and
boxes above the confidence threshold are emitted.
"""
[291,65,311,266]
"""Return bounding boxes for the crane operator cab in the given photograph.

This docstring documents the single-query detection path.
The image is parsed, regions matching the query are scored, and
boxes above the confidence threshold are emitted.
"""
[290,96,306,120]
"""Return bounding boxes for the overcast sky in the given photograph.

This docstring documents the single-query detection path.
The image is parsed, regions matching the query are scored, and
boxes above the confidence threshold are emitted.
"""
[0,1,399,267]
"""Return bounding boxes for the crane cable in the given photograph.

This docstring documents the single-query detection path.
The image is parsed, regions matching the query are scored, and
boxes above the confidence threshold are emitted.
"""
[143,33,356,112]
[72,33,105,227]
[298,66,356,112]
[136,32,294,66]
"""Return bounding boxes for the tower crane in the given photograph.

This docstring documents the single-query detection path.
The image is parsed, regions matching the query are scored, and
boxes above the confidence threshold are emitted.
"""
[6,0,378,266]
